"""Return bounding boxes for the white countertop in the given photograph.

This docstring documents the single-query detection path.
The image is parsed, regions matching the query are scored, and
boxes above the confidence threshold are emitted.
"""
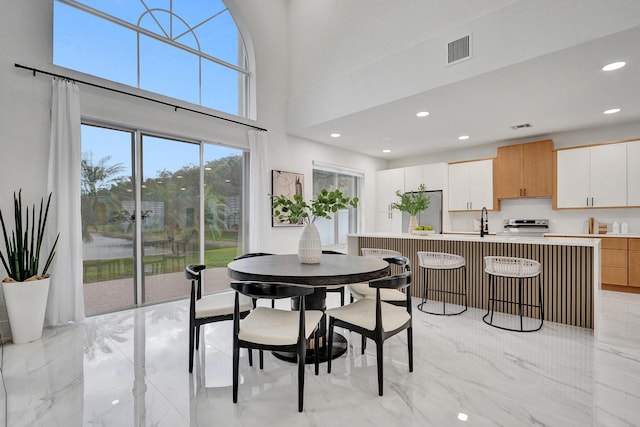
[350,232,600,247]
[545,233,640,238]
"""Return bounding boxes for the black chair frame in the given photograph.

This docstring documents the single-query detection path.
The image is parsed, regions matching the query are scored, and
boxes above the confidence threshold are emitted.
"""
[231,281,320,412]
[327,271,413,396]
[359,255,410,353]
[187,264,252,373]
[322,250,347,306]
[234,253,273,306]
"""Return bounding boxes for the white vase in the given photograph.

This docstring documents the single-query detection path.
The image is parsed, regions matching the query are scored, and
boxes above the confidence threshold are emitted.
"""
[298,222,322,264]
[2,277,50,344]
[408,215,418,234]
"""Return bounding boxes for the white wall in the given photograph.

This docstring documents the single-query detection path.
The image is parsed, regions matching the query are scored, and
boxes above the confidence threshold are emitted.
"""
[287,0,640,132]
[0,0,384,337]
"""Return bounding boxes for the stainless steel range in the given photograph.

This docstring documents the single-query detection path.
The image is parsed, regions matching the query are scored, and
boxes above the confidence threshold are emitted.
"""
[501,219,549,237]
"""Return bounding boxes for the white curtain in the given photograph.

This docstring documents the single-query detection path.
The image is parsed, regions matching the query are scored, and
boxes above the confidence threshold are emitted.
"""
[46,78,85,325]
[248,130,271,252]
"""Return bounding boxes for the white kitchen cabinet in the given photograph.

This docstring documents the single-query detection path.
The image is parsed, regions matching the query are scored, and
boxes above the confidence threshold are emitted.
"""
[628,140,640,206]
[404,163,446,192]
[422,162,446,191]
[556,143,627,208]
[375,168,404,232]
[448,159,493,211]
[556,147,591,208]
[403,165,424,192]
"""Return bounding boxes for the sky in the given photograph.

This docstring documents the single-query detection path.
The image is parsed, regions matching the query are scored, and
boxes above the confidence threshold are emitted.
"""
[53,0,242,114]
[55,0,246,177]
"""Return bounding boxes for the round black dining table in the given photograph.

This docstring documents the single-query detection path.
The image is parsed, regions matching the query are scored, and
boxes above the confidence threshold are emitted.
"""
[227,253,389,362]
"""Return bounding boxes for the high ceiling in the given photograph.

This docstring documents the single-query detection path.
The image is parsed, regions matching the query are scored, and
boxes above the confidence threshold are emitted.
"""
[287,12,640,160]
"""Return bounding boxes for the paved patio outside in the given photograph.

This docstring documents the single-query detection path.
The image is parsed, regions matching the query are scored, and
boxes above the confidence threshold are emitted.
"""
[83,267,232,316]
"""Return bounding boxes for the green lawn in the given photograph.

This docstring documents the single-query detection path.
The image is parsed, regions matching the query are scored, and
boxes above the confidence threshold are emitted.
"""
[83,246,239,283]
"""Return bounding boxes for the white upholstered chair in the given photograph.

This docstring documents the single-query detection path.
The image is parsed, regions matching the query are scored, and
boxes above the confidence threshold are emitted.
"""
[326,270,413,396]
[348,248,407,303]
[187,264,253,373]
[231,281,324,412]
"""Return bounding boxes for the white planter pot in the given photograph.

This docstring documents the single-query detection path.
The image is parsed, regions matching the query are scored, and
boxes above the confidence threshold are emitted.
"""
[2,277,50,344]
[298,223,322,264]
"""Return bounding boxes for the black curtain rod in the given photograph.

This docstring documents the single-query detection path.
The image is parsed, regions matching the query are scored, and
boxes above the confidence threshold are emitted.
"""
[14,63,267,132]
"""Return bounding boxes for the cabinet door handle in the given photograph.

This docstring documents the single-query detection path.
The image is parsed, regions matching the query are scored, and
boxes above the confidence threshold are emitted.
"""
[586,197,589,206]
[592,197,594,206]
[523,188,527,197]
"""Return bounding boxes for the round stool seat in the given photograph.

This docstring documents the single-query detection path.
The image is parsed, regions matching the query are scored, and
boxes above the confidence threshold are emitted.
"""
[483,256,543,332]
[416,251,467,316]
[418,252,465,269]
[484,256,540,278]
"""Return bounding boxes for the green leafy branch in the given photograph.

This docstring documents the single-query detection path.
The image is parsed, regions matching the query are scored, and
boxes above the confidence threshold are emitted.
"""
[271,188,358,225]
[391,183,431,216]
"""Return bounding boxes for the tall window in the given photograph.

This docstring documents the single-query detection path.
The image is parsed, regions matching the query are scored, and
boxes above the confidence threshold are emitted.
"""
[81,123,246,315]
[313,165,361,248]
[53,0,250,117]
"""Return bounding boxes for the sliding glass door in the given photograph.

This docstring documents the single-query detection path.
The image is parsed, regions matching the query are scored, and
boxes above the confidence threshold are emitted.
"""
[81,125,136,315]
[140,134,201,304]
[81,124,245,315]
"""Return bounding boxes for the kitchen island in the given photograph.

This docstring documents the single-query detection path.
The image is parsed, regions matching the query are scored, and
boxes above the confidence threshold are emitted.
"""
[348,233,600,330]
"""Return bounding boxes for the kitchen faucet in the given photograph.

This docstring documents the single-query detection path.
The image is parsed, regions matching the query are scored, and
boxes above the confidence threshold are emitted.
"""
[480,207,489,237]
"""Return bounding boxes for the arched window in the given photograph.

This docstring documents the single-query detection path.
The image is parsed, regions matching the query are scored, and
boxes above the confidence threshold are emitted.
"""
[53,0,251,118]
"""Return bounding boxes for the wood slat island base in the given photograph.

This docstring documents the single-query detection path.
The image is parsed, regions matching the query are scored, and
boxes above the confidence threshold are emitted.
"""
[348,233,600,329]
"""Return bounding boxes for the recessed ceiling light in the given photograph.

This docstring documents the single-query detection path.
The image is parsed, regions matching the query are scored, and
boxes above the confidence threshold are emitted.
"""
[382,149,391,153]
[416,111,430,117]
[602,61,626,71]
[457,413,469,422]
[604,108,621,114]
[458,135,470,140]
[330,133,341,138]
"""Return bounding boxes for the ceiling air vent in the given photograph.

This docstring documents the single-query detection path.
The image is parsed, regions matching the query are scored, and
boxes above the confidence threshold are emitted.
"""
[447,35,470,64]
[511,123,532,130]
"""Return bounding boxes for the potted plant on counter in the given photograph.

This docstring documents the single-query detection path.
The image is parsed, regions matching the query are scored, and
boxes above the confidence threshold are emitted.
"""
[271,188,358,263]
[0,190,59,344]
[391,183,431,234]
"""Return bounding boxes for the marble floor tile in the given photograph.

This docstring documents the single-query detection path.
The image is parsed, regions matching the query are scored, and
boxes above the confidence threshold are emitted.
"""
[1,290,640,426]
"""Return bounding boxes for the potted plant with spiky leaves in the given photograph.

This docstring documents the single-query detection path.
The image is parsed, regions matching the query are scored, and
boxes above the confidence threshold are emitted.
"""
[0,190,59,343]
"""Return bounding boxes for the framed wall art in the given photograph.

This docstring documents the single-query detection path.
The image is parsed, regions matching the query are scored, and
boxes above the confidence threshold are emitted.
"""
[271,170,304,227]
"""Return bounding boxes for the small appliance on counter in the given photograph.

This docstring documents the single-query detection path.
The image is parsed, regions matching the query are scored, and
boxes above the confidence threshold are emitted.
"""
[500,219,549,237]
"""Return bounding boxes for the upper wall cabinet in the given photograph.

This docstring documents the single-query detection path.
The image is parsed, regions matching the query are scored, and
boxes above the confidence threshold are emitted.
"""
[494,140,553,202]
[556,143,627,208]
[375,168,405,232]
[404,163,446,192]
[448,159,493,211]
[627,140,640,206]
